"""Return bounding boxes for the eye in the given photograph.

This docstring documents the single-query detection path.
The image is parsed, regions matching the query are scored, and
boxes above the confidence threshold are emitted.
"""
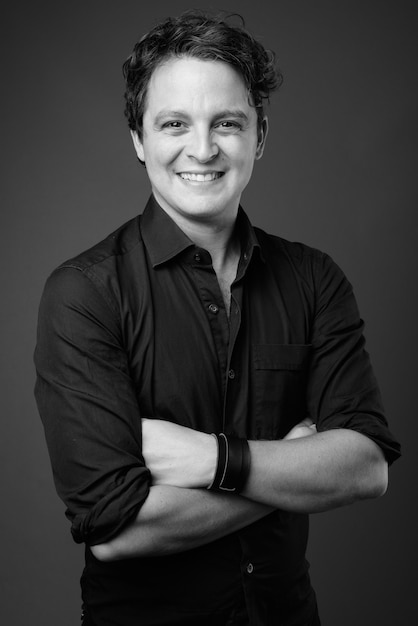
[162,121,186,131]
[215,121,242,133]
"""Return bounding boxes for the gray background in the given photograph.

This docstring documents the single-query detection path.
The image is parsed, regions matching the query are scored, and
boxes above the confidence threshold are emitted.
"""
[1,1,416,624]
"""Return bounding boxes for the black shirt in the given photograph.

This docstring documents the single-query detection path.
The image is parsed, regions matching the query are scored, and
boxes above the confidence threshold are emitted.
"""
[34,196,400,625]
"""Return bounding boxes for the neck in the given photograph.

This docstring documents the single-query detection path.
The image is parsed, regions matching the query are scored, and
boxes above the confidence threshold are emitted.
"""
[187,220,239,269]
[157,201,240,272]
[162,205,241,315]
[182,217,241,316]
[186,220,240,315]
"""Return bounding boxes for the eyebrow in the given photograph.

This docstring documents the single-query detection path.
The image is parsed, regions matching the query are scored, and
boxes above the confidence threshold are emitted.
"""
[154,109,250,124]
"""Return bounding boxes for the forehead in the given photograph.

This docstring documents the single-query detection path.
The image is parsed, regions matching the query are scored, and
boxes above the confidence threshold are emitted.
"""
[144,56,253,117]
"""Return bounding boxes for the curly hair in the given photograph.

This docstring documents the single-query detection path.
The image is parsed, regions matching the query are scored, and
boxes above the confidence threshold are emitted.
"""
[122,10,282,138]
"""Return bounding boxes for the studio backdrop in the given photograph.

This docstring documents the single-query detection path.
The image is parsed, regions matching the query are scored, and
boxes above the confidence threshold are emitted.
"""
[1,1,416,625]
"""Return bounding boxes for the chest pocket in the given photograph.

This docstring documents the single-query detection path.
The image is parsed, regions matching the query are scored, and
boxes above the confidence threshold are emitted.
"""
[253,344,311,440]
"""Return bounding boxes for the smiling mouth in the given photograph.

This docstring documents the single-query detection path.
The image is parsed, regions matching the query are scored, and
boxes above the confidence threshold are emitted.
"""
[178,172,224,182]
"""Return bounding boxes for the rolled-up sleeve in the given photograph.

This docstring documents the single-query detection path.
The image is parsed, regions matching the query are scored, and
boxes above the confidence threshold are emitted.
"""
[307,252,401,465]
[34,266,151,545]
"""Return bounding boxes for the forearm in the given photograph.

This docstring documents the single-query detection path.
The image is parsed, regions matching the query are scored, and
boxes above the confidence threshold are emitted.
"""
[91,484,273,561]
[242,429,388,513]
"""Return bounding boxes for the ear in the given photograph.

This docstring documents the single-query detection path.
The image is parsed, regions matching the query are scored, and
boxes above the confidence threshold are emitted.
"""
[255,116,269,160]
[130,130,145,162]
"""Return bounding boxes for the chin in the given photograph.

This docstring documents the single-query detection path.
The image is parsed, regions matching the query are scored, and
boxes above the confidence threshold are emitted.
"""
[182,200,232,220]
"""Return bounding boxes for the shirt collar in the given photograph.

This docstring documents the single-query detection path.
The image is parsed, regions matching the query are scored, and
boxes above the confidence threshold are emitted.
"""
[140,196,194,267]
[235,206,265,267]
[140,195,263,268]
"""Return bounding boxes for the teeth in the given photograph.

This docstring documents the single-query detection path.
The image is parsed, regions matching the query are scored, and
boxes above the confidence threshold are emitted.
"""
[179,172,222,182]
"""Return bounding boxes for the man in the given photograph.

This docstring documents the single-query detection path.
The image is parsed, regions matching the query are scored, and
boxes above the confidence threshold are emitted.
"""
[35,11,400,626]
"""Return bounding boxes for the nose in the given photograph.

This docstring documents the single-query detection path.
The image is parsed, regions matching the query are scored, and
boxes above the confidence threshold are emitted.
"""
[186,127,219,163]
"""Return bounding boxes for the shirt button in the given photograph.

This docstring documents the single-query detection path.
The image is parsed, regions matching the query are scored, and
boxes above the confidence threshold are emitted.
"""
[208,303,219,314]
[243,252,248,261]
[228,369,236,379]
[194,253,201,262]
[247,563,254,574]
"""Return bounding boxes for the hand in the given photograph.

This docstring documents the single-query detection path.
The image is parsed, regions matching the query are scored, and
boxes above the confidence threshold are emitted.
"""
[141,416,316,490]
[284,418,317,440]
[141,419,217,489]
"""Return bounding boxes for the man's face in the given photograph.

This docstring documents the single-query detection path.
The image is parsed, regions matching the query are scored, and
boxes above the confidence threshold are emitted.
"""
[131,56,267,230]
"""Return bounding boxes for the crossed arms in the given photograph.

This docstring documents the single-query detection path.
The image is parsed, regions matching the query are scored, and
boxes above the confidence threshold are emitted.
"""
[91,417,387,561]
